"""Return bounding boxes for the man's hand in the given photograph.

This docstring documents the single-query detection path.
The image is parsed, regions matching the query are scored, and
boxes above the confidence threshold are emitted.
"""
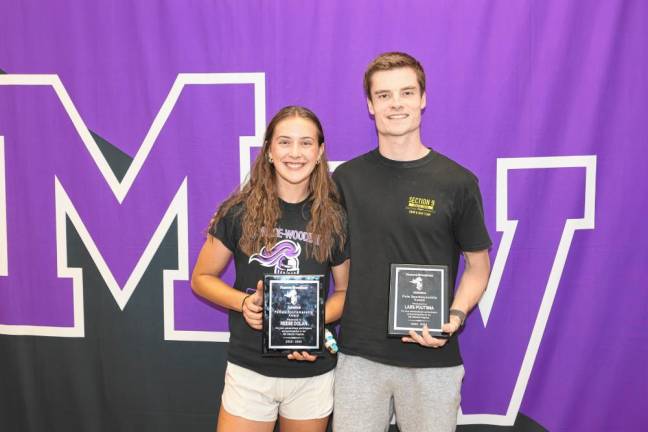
[401,316,462,348]
[242,280,263,330]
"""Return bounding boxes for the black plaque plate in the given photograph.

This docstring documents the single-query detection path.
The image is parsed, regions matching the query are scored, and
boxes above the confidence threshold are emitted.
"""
[388,264,450,337]
[262,274,325,356]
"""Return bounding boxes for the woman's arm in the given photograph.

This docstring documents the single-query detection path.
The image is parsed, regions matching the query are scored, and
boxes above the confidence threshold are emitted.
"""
[288,258,350,362]
[191,236,263,329]
[325,258,350,324]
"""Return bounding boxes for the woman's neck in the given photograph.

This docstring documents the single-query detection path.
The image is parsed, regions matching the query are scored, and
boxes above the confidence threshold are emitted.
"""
[276,180,309,203]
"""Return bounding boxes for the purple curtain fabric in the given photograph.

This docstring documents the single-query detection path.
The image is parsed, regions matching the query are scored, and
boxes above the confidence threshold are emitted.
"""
[0,1,646,430]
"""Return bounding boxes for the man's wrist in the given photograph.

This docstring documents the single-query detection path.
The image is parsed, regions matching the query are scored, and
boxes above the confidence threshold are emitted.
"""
[449,309,466,326]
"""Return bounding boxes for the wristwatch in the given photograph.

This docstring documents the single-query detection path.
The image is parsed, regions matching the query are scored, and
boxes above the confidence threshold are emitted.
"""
[449,309,466,326]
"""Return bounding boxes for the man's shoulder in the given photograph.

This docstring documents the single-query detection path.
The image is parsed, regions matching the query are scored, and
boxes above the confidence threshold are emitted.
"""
[432,150,480,184]
[332,149,376,180]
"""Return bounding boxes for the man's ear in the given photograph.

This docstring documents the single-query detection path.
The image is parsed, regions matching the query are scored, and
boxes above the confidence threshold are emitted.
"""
[421,91,427,110]
[367,97,375,116]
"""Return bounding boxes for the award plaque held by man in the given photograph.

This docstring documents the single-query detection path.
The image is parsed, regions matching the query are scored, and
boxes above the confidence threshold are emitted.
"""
[388,264,450,337]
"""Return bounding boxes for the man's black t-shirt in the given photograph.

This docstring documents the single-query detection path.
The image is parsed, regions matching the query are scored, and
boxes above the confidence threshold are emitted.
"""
[210,198,348,377]
[333,149,491,367]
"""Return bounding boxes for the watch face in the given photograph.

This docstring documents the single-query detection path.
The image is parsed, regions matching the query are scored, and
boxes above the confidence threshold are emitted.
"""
[449,309,466,325]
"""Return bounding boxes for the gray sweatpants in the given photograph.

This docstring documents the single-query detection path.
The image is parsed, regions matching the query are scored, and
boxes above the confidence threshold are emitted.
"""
[333,353,464,432]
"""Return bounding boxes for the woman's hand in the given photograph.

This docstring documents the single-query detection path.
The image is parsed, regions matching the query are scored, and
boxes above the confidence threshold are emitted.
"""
[242,280,263,330]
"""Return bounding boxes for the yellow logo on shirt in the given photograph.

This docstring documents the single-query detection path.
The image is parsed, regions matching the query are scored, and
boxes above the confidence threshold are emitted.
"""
[406,196,435,217]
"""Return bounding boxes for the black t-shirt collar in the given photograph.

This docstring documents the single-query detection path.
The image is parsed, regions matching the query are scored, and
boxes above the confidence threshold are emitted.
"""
[278,196,312,215]
[370,147,437,169]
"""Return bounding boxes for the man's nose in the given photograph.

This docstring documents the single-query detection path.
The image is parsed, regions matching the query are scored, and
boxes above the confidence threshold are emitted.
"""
[391,95,403,109]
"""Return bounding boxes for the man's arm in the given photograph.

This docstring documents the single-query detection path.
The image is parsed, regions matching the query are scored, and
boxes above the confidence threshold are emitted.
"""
[402,249,490,348]
[446,249,491,331]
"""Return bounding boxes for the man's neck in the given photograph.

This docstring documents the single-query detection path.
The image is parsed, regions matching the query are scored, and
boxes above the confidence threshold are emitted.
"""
[377,132,429,162]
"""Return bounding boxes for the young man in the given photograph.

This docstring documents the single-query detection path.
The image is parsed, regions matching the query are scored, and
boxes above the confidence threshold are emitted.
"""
[332,52,492,432]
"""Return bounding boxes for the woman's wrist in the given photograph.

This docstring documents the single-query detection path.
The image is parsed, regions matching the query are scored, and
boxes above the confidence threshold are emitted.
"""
[240,294,251,312]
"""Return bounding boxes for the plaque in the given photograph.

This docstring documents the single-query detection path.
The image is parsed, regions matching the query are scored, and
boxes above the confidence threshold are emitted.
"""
[388,264,450,337]
[262,274,325,356]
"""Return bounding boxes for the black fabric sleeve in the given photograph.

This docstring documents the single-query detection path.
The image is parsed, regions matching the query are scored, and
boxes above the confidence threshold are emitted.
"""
[453,177,492,252]
[208,207,238,252]
[330,170,350,265]
[330,232,350,266]
[332,169,346,208]
[330,209,350,266]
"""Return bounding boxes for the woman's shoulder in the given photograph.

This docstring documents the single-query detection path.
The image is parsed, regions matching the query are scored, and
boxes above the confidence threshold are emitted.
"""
[222,201,245,218]
[208,201,245,238]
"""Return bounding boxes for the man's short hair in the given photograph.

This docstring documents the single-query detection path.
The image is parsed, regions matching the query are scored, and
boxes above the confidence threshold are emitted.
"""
[363,52,426,99]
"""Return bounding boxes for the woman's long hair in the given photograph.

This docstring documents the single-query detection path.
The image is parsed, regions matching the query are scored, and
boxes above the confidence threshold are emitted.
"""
[208,106,346,263]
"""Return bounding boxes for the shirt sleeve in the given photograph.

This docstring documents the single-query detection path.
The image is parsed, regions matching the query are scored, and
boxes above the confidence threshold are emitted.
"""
[208,207,238,252]
[453,177,492,252]
[330,210,350,266]
[332,169,347,209]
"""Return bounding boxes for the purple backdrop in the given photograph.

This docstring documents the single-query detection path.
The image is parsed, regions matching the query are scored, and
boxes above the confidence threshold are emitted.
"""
[1,1,647,430]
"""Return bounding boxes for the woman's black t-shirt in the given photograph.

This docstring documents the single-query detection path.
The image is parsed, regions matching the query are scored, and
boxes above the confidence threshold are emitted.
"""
[210,199,348,378]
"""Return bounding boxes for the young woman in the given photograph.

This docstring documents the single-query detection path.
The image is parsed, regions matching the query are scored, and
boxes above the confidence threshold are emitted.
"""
[191,106,349,432]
